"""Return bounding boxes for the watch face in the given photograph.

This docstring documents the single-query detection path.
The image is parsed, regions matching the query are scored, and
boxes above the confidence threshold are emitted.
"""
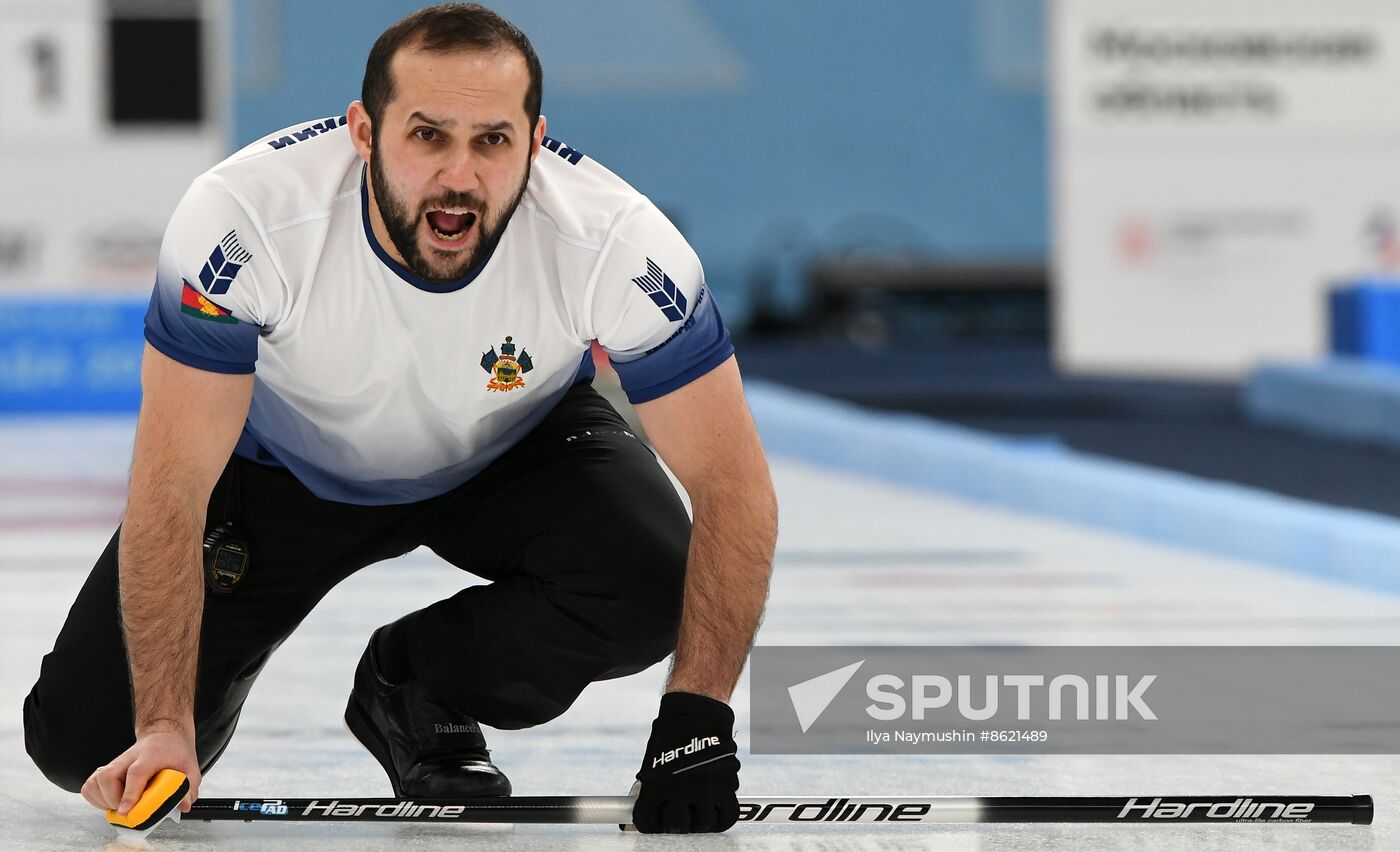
[207,541,249,593]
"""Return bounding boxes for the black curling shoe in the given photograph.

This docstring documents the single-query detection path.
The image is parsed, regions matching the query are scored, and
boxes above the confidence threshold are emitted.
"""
[345,630,511,798]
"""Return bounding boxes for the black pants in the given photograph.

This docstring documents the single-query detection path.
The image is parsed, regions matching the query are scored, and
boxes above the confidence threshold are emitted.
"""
[23,382,689,793]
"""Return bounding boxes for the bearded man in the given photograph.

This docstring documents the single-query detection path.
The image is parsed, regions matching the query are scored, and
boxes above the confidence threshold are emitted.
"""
[23,2,776,836]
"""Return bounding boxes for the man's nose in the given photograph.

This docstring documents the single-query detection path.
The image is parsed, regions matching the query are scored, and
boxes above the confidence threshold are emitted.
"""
[438,152,480,193]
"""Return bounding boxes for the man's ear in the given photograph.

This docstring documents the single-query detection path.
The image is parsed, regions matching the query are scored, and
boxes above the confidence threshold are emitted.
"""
[530,114,547,162]
[347,101,373,164]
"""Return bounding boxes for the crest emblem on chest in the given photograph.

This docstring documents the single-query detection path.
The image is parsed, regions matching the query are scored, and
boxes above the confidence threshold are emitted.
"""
[481,335,534,392]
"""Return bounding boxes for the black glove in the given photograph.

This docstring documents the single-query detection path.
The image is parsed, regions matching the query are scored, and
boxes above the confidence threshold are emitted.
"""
[631,691,740,833]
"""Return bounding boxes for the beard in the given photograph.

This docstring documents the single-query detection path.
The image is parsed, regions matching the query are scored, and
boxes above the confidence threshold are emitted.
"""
[369,144,530,284]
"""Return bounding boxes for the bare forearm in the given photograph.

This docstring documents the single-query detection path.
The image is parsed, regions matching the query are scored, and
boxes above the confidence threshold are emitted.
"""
[117,482,205,736]
[667,480,777,702]
[111,346,251,740]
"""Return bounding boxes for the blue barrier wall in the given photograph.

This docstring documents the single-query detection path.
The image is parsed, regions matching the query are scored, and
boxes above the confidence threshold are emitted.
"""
[232,0,1048,321]
[0,297,146,413]
[747,380,1400,597]
[1248,358,1400,450]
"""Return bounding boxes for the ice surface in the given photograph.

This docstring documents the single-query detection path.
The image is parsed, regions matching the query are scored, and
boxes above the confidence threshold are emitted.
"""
[2,416,1396,850]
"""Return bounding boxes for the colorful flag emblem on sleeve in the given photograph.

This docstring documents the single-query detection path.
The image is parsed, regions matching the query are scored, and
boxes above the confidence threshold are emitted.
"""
[180,279,238,324]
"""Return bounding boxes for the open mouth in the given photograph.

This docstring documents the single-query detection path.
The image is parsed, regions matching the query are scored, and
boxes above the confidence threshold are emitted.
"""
[425,208,478,244]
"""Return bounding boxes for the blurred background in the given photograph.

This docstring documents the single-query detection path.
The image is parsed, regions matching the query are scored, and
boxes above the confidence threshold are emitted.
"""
[7,0,1400,533]
[8,6,1400,847]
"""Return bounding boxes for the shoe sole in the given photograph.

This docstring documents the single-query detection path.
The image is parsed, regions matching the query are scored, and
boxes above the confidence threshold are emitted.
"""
[344,695,406,798]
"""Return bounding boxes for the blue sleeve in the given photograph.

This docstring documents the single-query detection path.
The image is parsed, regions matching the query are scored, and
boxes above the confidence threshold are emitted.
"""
[591,201,734,403]
[141,177,268,373]
[609,285,733,403]
[143,280,259,374]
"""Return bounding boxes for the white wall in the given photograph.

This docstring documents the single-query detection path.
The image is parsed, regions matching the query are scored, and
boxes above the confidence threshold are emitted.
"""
[1052,0,1400,377]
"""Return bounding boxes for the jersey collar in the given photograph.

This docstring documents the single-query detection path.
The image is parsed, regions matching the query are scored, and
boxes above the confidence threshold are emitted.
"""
[359,164,494,294]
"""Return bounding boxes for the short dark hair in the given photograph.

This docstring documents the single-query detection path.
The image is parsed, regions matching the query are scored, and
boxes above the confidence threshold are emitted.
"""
[362,3,542,134]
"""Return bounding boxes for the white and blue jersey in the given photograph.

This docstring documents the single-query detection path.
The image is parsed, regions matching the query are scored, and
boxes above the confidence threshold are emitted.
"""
[144,115,732,505]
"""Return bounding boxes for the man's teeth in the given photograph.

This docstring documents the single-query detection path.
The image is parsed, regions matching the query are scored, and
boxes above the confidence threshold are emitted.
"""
[429,209,473,242]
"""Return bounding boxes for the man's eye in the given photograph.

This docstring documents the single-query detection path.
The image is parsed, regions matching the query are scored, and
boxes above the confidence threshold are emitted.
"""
[414,128,438,142]
[483,132,506,145]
